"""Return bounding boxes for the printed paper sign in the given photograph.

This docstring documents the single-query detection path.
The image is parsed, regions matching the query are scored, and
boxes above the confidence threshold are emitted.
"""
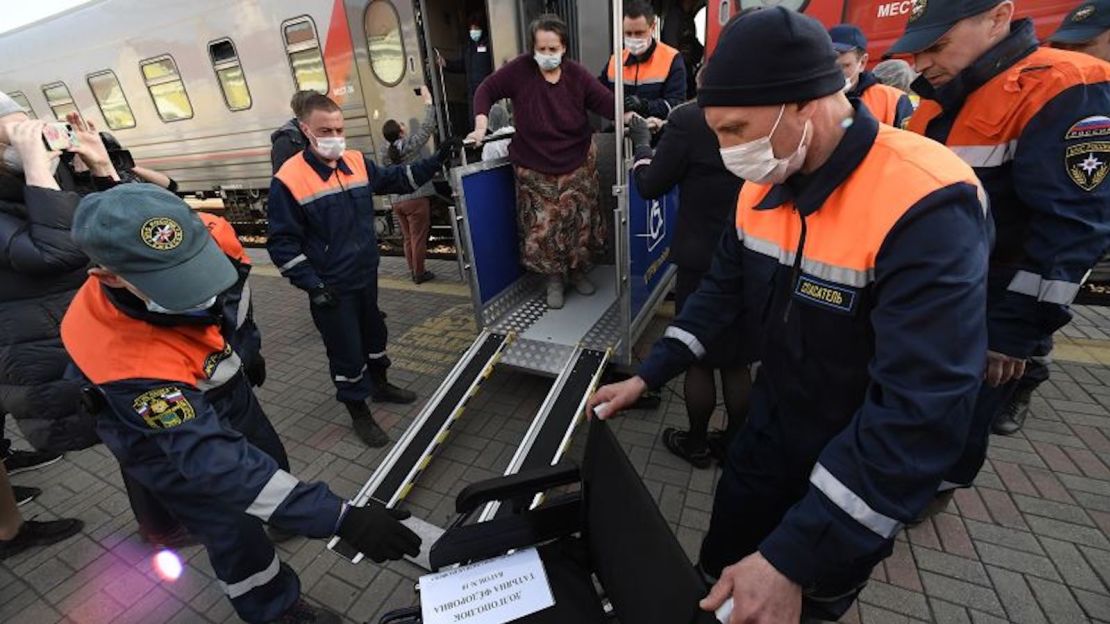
[419,547,555,624]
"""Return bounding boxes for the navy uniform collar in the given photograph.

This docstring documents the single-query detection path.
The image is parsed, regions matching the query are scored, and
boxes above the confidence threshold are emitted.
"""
[912,18,1039,112]
[754,101,879,217]
[301,146,353,181]
[848,71,879,99]
[624,38,659,66]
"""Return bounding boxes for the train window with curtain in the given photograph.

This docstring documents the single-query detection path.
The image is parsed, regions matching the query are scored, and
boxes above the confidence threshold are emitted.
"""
[41,82,78,120]
[7,91,37,119]
[208,38,252,111]
[87,71,137,130]
[282,17,328,94]
[364,1,405,86]
[140,55,194,122]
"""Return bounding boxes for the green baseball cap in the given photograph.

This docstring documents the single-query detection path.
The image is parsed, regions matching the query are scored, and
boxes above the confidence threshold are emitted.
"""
[73,183,237,311]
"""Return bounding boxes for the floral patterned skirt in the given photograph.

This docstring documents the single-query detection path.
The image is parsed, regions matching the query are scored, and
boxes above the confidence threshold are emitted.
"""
[514,145,606,276]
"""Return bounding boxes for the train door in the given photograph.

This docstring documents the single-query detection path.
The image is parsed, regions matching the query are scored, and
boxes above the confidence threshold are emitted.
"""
[417,0,489,137]
[347,0,428,154]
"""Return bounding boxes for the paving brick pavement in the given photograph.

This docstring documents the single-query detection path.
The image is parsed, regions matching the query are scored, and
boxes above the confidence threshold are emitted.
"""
[3,256,1110,623]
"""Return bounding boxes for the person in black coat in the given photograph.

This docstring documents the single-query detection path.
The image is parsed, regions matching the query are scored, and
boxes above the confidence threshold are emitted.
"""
[629,101,752,468]
[437,13,494,127]
[269,90,316,174]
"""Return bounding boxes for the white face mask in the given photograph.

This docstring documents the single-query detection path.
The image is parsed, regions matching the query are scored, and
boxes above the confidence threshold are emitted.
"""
[305,128,346,160]
[624,37,651,55]
[145,295,218,315]
[843,76,854,92]
[718,105,811,185]
[470,29,482,42]
[534,51,563,71]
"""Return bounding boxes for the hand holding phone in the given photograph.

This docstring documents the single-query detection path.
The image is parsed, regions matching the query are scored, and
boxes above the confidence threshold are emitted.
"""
[41,122,78,151]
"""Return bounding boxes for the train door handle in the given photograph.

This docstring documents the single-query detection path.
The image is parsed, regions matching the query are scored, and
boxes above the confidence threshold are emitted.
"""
[409,56,417,73]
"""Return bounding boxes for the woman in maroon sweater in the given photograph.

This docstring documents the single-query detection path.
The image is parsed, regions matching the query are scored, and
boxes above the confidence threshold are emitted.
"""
[466,14,616,309]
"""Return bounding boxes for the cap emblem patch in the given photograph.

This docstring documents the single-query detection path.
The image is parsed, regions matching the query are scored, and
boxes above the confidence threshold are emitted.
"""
[141,217,184,251]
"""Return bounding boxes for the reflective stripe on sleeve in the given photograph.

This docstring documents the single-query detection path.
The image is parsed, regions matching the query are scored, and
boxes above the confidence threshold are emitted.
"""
[663,326,706,358]
[246,470,299,521]
[279,254,307,274]
[1007,270,1081,305]
[810,463,901,539]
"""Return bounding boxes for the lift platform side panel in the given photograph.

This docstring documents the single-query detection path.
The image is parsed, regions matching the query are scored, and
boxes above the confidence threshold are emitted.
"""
[457,164,523,304]
[628,176,679,321]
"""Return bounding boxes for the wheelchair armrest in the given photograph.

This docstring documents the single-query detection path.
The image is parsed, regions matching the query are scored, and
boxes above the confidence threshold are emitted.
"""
[455,462,580,515]
[431,495,582,570]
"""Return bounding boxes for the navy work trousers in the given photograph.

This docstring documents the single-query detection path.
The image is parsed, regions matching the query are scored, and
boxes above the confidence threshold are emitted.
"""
[309,282,391,403]
[698,378,885,621]
[99,379,299,623]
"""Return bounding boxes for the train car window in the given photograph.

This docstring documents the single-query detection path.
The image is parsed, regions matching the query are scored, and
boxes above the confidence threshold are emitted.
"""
[7,91,37,119]
[364,1,405,87]
[208,38,252,111]
[140,55,194,122]
[41,82,78,120]
[87,71,137,130]
[282,17,328,94]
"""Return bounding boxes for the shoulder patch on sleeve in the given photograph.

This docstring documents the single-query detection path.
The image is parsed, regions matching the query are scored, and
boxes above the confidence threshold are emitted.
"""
[133,386,196,429]
[1065,115,1110,140]
[1065,140,1109,191]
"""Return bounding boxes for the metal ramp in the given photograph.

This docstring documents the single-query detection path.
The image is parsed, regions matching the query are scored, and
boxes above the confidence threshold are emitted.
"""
[478,346,610,522]
[327,330,512,564]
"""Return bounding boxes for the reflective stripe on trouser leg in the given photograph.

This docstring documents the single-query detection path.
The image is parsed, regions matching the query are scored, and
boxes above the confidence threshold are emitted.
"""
[100,445,299,621]
[309,293,374,402]
[358,282,390,375]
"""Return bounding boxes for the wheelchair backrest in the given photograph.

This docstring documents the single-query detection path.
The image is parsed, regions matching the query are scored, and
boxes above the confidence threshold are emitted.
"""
[582,420,719,624]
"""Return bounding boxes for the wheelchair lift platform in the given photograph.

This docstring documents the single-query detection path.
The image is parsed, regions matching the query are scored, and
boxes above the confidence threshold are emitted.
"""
[331,114,678,567]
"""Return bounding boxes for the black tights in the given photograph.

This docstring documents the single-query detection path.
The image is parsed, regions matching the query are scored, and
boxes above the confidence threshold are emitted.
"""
[683,364,752,446]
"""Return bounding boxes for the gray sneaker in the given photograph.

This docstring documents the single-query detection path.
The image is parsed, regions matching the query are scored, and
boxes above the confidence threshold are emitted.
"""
[546,276,565,309]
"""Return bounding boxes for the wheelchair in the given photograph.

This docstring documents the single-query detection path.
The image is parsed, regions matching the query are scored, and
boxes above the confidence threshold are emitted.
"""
[377,418,718,624]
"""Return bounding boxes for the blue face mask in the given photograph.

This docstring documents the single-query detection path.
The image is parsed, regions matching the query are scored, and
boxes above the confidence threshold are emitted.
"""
[470,29,482,42]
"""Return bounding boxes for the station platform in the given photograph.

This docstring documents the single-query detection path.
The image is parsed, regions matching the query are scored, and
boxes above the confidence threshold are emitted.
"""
[2,255,1110,624]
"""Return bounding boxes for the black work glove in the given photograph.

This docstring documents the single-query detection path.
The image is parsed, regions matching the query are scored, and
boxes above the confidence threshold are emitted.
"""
[336,503,421,563]
[246,354,267,387]
[310,285,338,308]
[628,114,653,161]
[624,95,648,116]
[435,137,463,165]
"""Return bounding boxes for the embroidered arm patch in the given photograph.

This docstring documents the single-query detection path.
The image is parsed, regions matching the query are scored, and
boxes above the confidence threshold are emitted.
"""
[133,386,196,429]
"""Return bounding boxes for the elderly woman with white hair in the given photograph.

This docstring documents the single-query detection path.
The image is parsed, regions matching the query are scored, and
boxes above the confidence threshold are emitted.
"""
[872,58,920,108]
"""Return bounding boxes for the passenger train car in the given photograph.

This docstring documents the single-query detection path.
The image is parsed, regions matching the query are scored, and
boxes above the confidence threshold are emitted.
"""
[0,0,1073,232]
[0,0,617,231]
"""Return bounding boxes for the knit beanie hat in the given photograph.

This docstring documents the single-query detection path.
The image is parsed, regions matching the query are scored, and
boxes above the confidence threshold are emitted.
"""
[698,7,845,107]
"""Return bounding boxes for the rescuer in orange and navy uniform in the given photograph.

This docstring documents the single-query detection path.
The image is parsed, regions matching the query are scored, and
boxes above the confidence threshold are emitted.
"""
[267,93,454,448]
[61,184,421,624]
[589,8,990,620]
[890,0,1110,487]
[829,24,915,127]
[600,0,688,118]
[118,210,277,548]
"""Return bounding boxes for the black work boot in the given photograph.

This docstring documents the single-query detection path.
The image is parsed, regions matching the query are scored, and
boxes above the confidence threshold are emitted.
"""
[267,598,341,624]
[343,401,390,448]
[370,372,417,404]
[992,386,1034,436]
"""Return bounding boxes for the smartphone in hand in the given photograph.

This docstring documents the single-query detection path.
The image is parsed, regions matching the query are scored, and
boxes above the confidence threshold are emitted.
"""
[41,122,79,151]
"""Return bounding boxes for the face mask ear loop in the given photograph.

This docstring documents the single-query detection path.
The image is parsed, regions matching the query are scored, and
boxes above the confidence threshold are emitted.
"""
[767,104,787,141]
